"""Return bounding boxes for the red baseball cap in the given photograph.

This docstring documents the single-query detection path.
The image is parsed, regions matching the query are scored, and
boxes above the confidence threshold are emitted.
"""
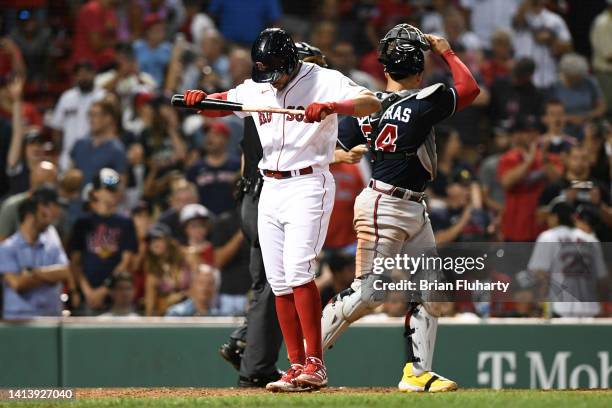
[206,121,230,137]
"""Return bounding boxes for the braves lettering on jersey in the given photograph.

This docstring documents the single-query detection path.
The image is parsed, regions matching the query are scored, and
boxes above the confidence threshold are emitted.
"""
[227,62,367,172]
[337,84,456,192]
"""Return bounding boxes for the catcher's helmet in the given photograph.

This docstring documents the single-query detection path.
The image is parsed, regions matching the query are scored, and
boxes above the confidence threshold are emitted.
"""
[251,28,299,83]
[295,41,328,67]
[378,24,430,78]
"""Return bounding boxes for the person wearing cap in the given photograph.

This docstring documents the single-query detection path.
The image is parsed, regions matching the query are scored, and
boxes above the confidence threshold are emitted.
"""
[186,121,240,216]
[489,57,545,126]
[0,196,70,319]
[430,169,489,243]
[133,15,172,88]
[48,59,106,171]
[68,168,137,315]
[157,179,199,243]
[143,223,196,316]
[70,99,127,188]
[181,203,215,266]
[528,198,607,317]
[498,115,563,242]
[0,162,59,241]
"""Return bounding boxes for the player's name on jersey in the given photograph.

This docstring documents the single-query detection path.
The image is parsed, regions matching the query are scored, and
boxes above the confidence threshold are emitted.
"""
[373,279,510,293]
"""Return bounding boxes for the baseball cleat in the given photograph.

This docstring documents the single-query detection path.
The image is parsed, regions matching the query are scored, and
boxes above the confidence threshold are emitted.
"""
[295,356,328,389]
[398,363,458,392]
[266,364,311,392]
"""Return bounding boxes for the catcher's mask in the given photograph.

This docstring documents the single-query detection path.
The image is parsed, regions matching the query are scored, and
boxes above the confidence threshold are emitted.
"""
[378,24,429,79]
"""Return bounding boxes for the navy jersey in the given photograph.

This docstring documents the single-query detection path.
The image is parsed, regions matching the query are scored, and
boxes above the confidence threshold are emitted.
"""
[338,84,456,191]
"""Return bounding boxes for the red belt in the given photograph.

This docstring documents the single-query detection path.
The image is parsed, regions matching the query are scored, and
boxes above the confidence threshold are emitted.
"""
[260,166,314,179]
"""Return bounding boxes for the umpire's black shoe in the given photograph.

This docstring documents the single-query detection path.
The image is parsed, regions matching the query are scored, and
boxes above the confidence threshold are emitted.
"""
[238,370,283,388]
[219,340,244,371]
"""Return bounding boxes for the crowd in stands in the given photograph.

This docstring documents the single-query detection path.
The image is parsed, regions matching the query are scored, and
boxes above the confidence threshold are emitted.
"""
[0,0,610,319]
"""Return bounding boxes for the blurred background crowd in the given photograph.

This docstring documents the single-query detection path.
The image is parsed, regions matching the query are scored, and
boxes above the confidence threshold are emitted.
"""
[0,0,611,320]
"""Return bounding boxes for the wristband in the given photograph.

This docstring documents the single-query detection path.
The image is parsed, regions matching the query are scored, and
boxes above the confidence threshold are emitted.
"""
[334,100,356,116]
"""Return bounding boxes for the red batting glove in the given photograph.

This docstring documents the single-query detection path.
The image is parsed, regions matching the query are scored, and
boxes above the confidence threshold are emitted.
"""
[305,102,337,123]
[183,89,207,106]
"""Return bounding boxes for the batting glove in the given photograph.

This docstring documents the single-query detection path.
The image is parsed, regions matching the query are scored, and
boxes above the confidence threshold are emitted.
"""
[183,89,207,106]
[304,102,337,123]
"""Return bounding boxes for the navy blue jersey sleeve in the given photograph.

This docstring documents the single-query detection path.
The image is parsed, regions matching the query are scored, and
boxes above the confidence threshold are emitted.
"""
[417,86,457,129]
[337,116,366,152]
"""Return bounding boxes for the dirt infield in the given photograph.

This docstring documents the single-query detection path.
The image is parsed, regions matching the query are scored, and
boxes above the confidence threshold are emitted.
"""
[76,387,396,398]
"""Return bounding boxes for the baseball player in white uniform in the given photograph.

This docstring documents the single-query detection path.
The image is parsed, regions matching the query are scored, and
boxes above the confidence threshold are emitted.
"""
[528,199,607,317]
[183,28,380,392]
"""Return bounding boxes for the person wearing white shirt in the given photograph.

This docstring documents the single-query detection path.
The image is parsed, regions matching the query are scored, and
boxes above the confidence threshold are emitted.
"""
[47,61,105,172]
[461,0,522,48]
[512,0,572,89]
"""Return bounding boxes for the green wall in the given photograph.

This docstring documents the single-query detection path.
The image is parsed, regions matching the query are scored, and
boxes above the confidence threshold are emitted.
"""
[1,322,610,389]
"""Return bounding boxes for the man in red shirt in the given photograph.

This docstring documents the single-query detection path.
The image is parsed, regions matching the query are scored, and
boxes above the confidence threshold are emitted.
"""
[497,116,563,241]
[71,0,118,69]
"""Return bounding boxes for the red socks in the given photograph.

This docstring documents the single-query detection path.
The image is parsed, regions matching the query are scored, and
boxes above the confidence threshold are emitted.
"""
[293,280,323,360]
[275,293,305,365]
[275,281,323,365]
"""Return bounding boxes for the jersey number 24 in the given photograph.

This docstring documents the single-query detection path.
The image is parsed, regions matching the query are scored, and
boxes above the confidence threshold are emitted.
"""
[361,123,398,152]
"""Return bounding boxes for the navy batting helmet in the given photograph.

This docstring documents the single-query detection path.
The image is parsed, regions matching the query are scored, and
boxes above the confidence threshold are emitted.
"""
[251,28,299,83]
[295,41,328,67]
[378,24,429,79]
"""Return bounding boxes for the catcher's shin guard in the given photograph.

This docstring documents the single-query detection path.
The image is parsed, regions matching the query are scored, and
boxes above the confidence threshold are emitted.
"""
[405,303,439,375]
[322,273,387,350]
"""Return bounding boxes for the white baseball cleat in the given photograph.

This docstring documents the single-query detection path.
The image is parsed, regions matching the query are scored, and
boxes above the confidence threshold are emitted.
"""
[265,364,311,392]
[295,357,328,389]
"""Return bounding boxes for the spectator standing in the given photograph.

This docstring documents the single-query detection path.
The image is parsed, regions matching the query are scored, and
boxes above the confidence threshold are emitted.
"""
[0,196,69,319]
[133,15,172,88]
[460,0,522,48]
[512,0,572,89]
[430,171,489,243]
[590,1,612,117]
[208,0,282,45]
[489,58,545,125]
[69,169,137,314]
[209,209,249,316]
[0,164,59,240]
[187,122,240,216]
[71,0,118,69]
[48,61,105,171]
[480,30,514,87]
[540,99,577,156]
[549,53,606,139]
[497,116,563,241]
[10,9,52,84]
[70,100,127,187]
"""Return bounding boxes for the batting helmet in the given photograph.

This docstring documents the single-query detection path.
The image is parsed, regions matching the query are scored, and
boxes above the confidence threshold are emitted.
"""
[251,28,299,83]
[295,41,328,68]
[378,24,430,79]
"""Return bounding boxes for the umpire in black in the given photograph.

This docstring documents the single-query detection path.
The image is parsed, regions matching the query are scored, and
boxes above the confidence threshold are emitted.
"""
[219,42,330,387]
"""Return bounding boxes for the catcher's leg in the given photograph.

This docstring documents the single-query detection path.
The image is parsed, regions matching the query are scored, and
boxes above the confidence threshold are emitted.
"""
[398,220,457,392]
[322,189,406,350]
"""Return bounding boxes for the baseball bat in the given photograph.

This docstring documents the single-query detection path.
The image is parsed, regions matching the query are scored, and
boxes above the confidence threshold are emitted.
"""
[171,94,305,115]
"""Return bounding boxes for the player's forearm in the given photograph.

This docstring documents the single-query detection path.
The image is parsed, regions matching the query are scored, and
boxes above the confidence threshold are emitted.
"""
[441,50,480,112]
[349,93,382,117]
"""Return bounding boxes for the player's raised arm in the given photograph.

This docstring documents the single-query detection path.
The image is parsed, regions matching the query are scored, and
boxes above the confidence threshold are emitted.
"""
[425,34,480,112]
[304,90,381,123]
